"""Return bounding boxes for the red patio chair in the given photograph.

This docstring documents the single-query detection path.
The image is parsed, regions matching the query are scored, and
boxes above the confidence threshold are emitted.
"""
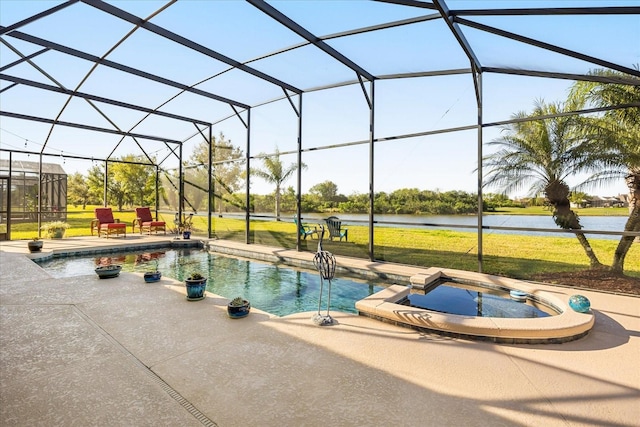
[133,207,166,235]
[91,207,126,238]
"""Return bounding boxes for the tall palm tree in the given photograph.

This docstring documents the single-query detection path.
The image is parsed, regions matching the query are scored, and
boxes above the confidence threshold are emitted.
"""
[483,99,602,267]
[251,148,305,219]
[569,69,640,272]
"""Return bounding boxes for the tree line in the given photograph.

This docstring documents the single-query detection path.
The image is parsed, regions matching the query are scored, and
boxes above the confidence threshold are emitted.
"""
[67,154,160,210]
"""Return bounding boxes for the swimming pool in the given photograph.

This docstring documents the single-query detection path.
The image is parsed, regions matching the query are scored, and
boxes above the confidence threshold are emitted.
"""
[36,248,385,317]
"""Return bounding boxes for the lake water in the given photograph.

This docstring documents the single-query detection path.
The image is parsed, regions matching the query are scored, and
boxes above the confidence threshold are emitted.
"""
[299,213,631,240]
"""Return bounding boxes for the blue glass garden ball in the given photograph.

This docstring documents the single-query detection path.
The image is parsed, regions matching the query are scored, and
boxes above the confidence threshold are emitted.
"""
[568,295,591,313]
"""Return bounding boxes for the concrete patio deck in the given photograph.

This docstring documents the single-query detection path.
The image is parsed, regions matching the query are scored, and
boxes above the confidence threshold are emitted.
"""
[1,237,638,426]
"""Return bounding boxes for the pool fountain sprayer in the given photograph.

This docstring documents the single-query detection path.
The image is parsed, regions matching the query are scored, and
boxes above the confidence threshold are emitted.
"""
[312,226,336,326]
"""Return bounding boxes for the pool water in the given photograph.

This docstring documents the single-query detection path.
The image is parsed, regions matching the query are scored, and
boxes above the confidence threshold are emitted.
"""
[36,248,385,317]
[405,280,555,318]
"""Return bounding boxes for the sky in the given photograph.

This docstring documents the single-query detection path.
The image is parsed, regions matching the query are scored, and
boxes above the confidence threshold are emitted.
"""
[1,0,638,199]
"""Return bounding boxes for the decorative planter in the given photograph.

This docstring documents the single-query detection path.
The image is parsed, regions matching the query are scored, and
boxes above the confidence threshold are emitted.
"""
[144,271,162,283]
[41,222,69,239]
[227,299,251,319]
[182,230,191,240]
[569,295,591,313]
[28,240,43,253]
[95,265,122,279]
[48,229,66,239]
[185,277,207,301]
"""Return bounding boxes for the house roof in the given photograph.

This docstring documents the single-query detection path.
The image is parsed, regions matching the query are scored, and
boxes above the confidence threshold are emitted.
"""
[0,159,67,175]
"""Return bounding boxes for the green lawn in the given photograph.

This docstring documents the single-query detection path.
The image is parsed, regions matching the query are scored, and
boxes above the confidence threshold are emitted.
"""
[8,206,639,280]
[214,216,640,279]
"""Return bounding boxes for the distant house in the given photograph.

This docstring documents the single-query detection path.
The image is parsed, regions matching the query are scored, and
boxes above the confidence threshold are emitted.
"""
[588,195,627,208]
[589,196,605,208]
[571,194,629,209]
[614,194,630,208]
[571,199,590,209]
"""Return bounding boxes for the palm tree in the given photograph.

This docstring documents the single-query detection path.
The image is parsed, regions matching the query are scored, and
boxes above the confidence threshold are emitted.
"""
[569,69,640,272]
[483,99,602,268]
[251,148,305,219]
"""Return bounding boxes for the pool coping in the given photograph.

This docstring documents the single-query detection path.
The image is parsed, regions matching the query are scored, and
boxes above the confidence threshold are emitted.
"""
[25,237,203,263]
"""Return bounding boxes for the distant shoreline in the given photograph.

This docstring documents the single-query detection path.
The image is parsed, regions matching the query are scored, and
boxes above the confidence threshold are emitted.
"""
[482,206,628,217]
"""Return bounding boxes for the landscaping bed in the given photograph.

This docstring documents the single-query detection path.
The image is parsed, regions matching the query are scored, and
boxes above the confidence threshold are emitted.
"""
[533,269,640,296]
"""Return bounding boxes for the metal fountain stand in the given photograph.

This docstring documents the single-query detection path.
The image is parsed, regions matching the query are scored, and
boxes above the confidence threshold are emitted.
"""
[312,226,337,326]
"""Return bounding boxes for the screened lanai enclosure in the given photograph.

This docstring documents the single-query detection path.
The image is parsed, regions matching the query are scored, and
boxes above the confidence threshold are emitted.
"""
[1,1,639,278]
[0,160,67,237]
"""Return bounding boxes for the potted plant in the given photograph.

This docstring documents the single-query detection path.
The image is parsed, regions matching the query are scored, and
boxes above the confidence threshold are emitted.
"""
[40,220,70,239]
[143,271,162,283]
[182,224,191,240]
[185,271,207,301]
[95,264,122,279]
[227,296,250,318]
[28,237,43,253]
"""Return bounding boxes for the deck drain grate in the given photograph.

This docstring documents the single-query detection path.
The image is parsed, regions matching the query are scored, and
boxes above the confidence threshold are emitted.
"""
[75,306,218,426]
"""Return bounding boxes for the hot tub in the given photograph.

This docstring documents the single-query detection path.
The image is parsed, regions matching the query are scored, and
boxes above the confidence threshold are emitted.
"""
[355,267,594,344]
